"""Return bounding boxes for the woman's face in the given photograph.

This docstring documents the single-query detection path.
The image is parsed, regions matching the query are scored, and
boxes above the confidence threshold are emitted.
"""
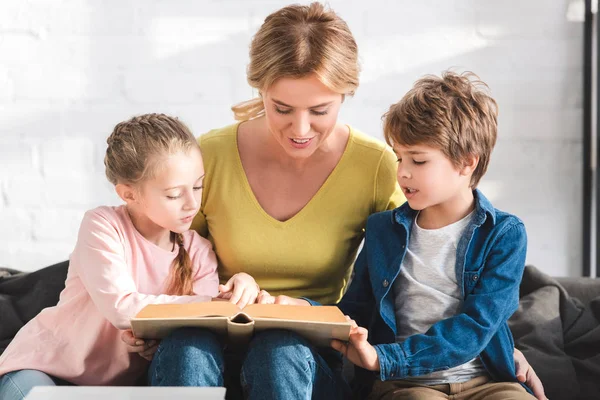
[262,74,344,160]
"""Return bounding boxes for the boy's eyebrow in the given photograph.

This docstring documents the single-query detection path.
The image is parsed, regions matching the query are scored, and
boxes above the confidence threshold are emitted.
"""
[163,175,205,191]
[272,98,333,108]
[394,149,427,155]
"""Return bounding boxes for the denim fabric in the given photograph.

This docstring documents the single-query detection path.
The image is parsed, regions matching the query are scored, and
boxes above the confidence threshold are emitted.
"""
[148,328,225,387]
[337,189,531,393]
[0,370,71,400]
[241,329,350,400]
[149,327,349,400]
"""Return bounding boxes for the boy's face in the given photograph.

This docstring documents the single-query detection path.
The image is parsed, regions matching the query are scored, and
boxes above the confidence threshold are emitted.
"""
[393,143,472,211]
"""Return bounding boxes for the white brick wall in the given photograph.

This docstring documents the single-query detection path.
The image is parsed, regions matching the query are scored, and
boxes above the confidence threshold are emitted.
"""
[0,0,584,276]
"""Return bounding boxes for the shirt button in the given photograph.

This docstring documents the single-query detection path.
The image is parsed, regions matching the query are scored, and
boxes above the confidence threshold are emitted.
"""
[390,372,395,377]
[383,279,389,288]
[472,275,479,281]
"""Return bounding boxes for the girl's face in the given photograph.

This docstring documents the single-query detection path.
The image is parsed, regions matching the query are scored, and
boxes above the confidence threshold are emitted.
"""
[262,74,344,159]
[135,147,204,235]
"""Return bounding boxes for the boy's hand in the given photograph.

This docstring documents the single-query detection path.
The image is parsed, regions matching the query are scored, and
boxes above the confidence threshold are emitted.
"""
[514,348,548,400]
[217,272,260,309]
[256,290,311,306]
[331,317,380,371]
[121,329,159,361]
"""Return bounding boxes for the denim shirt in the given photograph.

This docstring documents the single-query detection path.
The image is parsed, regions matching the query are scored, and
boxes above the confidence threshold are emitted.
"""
[336,189,530,391]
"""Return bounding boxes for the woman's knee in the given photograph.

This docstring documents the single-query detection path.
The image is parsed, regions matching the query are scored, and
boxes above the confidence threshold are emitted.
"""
[0,370,56,400]
[149,329,224,386]
[243,329,315,374]
[251,329,310,350]
[153,328,224,371]
[159,328,222,356]
[241,330,348,399]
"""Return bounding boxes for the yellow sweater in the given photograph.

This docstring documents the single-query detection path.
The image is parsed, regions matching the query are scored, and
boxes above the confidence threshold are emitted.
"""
[192,123,405,304]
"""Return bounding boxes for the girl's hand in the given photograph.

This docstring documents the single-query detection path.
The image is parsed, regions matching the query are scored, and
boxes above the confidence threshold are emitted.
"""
[217,273,260,309]
[331,317,379,371]
[256,290,311,306]
[121,329,159,361]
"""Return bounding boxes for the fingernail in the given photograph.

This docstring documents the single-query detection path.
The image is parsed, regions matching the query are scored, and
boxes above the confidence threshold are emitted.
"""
[135,340,143,345]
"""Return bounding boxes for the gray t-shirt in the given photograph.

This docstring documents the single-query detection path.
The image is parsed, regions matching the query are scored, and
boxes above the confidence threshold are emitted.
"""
[393,211,488,384]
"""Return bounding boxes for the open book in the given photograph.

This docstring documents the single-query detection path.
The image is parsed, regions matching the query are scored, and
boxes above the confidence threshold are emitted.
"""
[131,302,351,347]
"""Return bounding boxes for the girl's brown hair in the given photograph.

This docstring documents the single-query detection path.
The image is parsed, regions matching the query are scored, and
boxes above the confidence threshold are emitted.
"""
[383,71,498,188]
[232,2,360,121]
[104,113,198,295]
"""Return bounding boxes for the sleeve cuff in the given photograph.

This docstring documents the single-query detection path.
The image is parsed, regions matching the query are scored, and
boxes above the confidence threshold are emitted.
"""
[300,297,321,306]
[374,343,407,381]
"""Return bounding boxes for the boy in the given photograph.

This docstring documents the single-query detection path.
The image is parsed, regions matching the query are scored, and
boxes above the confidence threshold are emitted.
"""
[331,71,537,399]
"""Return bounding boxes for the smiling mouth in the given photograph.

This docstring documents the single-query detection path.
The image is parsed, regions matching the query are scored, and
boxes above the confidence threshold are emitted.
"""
[290,138,312,144]
[403,187,418,194]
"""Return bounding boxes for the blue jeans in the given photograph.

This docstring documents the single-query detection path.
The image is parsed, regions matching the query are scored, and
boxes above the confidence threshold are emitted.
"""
[148,328,350,400]
[0,370,72,400]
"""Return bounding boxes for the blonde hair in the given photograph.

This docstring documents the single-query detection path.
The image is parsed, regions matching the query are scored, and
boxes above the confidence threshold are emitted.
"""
[104,113,198,296]
[383,71,498,188]
[232,2,359,121]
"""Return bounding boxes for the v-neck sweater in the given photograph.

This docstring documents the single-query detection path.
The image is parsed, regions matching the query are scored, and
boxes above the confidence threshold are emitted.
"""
[192,122,404,304]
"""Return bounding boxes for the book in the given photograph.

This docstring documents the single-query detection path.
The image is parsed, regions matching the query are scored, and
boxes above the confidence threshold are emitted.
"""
[130,302,351,347]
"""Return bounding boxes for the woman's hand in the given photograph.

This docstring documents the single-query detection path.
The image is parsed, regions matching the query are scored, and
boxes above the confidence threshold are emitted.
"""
[217,273,260,309]
[514,348,547,400]
[121,329,159,361]
[256,290,311,306]
[331,317,379,371]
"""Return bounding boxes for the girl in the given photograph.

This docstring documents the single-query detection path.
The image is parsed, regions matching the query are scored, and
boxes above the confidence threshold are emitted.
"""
[0,113,258,399]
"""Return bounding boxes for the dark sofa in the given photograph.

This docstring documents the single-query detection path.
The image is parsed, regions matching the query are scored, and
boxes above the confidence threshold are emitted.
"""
[1,262,599,399]
[508,267,600,400]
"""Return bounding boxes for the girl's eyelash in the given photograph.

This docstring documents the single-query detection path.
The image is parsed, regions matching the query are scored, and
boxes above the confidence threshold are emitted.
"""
[310,110,328,116]
[167,186,202,199]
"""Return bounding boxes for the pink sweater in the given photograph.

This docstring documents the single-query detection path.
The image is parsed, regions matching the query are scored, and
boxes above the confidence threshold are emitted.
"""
[0,205,219,385]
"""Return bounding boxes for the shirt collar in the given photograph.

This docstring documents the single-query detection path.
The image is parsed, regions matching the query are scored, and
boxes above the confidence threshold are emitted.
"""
[392,188,496,229]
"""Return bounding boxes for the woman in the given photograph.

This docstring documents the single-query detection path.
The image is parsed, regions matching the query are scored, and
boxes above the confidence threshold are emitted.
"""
[124,3,546,400]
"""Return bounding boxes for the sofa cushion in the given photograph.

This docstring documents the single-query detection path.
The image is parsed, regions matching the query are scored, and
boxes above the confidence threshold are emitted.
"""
[510,265,600,400]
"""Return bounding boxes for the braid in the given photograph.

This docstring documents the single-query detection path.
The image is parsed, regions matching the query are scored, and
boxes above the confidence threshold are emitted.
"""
[164,232,194,295]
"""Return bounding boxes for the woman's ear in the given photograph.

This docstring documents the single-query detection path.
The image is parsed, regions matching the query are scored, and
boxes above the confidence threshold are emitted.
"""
[115,183,137,205]
[460,154,480,176]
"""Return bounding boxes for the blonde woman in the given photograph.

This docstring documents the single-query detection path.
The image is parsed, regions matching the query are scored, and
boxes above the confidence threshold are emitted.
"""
[123,3,545,399]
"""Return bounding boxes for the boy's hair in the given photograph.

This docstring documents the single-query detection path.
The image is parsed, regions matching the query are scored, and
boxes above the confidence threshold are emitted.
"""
[232,2,359,121]
[383,71,498,188]
[104,113,199,296]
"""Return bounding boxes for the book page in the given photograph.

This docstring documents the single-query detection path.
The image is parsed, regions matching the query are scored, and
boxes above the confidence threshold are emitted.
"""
[134,301,241,319]
[242,304,347,323]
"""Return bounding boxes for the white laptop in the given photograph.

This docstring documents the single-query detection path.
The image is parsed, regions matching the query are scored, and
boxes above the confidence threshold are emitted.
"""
[24,386,226,400]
